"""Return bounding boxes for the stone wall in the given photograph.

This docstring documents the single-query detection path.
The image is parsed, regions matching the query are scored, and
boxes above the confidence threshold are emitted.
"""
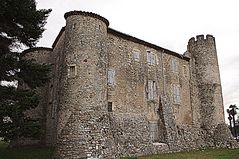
[107,31,193,127]
[110,113,169,157]
[44,30,66,146]
[55,11,117,159]
[22,10,238,159]
[188,35,225,129]
[162,53,192,126]
[107,28,193,155]
[187,35,237,149]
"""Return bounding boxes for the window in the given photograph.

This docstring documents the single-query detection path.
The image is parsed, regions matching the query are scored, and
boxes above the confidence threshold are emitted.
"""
[147,50,155,65]
[107,69,115,86]
[133,49,140,61]
[173,84,181,104]
[133,50,140,61]
[171,59,178,73]
[51,100,57,118]
[108,102,113,112]
[72,23,76,29]
[148,80,157,100]
[68,64,76,78]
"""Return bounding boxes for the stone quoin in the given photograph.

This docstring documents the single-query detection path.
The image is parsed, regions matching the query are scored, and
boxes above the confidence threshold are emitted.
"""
[23,11,238,159]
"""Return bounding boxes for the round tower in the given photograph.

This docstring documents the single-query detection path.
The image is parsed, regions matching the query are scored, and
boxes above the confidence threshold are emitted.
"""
[55,11,116,159]
[187,35,224,130]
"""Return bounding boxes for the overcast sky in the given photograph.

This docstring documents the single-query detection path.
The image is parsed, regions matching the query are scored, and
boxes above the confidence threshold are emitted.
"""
[35,0,239,120]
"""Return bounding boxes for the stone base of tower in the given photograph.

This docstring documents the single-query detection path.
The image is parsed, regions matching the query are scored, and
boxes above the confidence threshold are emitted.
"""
[108,113,170,157]
[165,124,239,152]
[212,123,238,148]
[54,111,117,159]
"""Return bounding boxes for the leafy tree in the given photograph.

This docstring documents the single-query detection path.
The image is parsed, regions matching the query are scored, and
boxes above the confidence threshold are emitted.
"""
[227,104,238,137]
[227,109,233,131]
[0,0,51,144]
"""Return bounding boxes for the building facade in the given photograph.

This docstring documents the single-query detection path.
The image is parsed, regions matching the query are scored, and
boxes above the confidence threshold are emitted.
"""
[24,11,236,158]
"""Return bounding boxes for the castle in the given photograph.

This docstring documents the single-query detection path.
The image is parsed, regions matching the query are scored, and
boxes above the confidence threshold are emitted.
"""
[23,11,236,158]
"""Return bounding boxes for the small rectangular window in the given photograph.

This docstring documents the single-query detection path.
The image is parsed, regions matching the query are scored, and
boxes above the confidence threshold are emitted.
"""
[51,100,57,118]
[148,80,157,100]
[107,69,115,86]
[108,102,113,112]
[173,84,181,104]
[70,66,75,74]
[72,23,76,29]
[68,64,76,78]
[147,51,155,65]
[133,51,140,61]
[171,59,178,73]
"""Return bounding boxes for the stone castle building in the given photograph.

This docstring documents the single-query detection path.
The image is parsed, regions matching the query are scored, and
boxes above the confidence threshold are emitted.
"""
[24,11,236,158]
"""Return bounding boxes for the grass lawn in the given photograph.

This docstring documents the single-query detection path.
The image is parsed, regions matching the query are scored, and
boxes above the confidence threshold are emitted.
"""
[125,148,239,159]
[0,140,54,159]
[1,140,239,159]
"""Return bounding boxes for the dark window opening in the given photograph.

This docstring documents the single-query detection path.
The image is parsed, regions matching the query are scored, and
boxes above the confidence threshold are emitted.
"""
[108,102,112,112]
[69,65,76,77]
[72,23,76,29]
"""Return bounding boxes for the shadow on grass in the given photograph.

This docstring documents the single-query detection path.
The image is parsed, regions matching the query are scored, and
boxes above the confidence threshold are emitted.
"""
[0,140,54,159]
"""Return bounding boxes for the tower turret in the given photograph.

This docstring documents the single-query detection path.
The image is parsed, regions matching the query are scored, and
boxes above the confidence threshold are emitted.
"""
[187,35,224,130]
[55,11,116,159]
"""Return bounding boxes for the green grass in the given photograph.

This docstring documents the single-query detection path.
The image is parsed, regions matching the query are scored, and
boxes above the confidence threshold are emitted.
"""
[1,140,239,159]
[0,140,54,159]
[124,148,239,159]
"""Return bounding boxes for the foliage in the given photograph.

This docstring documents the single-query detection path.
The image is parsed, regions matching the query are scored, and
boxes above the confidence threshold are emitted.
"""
[0,0,51,143]
[0,0,51,48]
[227,105,238,136]
[0,86,42,141]
[228,105,238,116]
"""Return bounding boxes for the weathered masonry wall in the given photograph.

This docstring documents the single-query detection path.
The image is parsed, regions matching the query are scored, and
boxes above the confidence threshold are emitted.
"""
[186,35,237,149]
[107,29,193,155]
[46,30,66,146]
[162,53,192,126]
[22,10,238,159]
[107,31,192,126]
[55,12,117,159]
[188,35,224,129]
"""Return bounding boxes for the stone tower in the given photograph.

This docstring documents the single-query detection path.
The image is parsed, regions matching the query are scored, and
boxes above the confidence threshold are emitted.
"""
[187,35,225,130]
[55,11,116,159]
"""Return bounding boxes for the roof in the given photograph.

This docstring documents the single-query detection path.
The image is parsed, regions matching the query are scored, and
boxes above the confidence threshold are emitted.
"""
[51,27,189,61]
[22,47,53,56]
[107,28,189,61]
[50,9,190,61]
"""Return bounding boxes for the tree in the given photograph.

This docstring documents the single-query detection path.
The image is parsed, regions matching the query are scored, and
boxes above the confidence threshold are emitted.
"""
[227,104,238,137]
[0,0,51,144]
[227,109,233,132]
